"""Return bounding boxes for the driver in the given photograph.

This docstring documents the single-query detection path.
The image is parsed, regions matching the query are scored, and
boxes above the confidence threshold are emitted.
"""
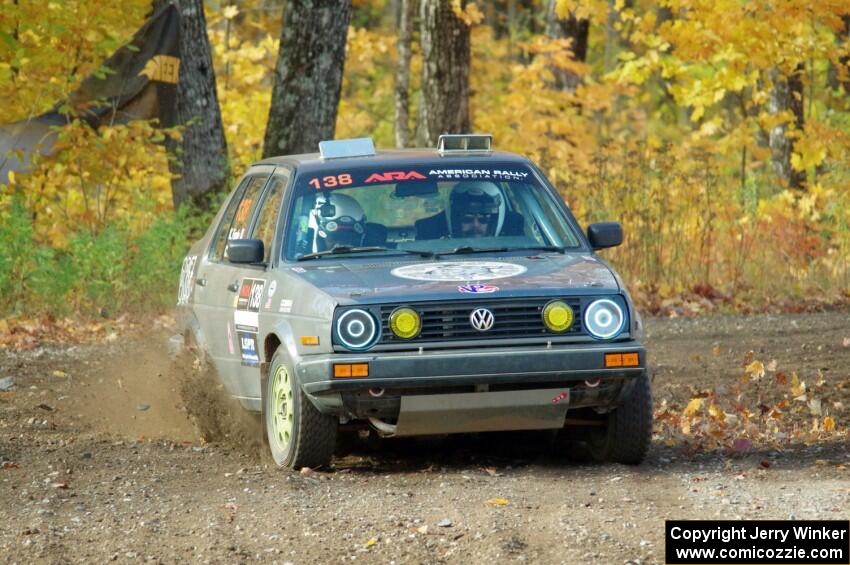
[416,181,523,240]
[310,192,367,251]
[447,181,505,238]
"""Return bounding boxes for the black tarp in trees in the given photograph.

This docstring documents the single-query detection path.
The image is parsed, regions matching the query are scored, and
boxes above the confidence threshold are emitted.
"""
[0,4,180,184]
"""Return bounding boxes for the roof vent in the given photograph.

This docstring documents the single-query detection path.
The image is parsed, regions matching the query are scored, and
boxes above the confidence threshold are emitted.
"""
[437,134,493,154]
[319,137,376,159]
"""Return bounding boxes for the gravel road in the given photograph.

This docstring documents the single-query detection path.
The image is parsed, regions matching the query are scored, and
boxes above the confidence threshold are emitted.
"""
[1,311,849,564]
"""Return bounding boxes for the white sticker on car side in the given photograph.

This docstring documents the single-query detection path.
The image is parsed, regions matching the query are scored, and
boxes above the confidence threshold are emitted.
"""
[390,261,527,282]
[279,299,293,313]
[234,278,265,332]
[234,310,259,330]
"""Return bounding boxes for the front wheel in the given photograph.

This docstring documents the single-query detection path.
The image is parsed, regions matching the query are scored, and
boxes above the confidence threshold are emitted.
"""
[587,371,652,464]
[265,352,337,469]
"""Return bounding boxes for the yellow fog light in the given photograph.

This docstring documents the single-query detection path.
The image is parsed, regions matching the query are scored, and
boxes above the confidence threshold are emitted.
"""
[389,307,421,339]
[543,300,574,332]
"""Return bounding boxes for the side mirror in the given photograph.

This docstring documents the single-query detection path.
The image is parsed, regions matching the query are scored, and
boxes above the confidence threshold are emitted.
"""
[227,239,265,264]
[587,222,623,250]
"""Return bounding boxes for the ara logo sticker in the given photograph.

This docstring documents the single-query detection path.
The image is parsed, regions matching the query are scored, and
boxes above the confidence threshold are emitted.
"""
[458,283,499,294]
[364,171,427,183]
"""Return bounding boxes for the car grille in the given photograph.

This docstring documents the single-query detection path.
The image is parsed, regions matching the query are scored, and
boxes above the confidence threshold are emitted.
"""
[378,298,584,344]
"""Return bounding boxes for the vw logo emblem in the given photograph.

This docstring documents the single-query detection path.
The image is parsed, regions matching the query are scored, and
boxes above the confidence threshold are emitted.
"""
[469,308,495,332]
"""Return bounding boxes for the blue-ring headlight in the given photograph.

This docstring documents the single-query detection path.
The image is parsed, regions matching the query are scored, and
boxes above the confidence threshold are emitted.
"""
[584,299,625,339]
[336,309,379,350]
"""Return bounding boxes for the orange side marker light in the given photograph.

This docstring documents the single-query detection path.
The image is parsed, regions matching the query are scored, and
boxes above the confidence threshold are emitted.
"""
[605,353,623,367]
[622,352,639,366]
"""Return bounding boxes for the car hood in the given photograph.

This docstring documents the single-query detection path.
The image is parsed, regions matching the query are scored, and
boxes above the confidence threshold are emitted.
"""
[285,254,619,304]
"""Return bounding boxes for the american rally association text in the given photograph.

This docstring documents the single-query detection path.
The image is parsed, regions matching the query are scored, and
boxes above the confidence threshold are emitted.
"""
[669,525,848,545]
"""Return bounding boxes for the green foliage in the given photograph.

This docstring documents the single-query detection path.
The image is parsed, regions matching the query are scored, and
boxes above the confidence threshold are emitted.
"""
[127,208,205,308]
[0,197,195,318]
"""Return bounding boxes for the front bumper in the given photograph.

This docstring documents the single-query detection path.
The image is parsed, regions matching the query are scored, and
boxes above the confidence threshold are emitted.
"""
[297,340,645,416]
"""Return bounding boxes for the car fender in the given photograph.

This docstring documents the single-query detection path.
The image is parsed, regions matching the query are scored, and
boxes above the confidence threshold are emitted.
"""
[260,318,341,420]
[180,310,209,358]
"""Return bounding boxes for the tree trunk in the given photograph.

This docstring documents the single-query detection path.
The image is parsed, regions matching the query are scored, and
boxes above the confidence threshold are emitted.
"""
[834,15,850,95]
[394,0,416,148]
[263,0,352,158]
[416,0,471,146]
[545,0,589,92]
[768,66,806,190]
[153,0,229,210]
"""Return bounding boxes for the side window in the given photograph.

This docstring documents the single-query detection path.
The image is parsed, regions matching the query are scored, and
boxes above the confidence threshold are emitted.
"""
[210,174,270,261]
[210,177,251,261]
[250,171,290,262]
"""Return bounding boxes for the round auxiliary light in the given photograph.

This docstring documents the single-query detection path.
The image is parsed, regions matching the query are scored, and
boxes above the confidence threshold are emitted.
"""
[389,307,421,340]
[336,309,379,350]
[542,300,574,333]
[584,298,625,340]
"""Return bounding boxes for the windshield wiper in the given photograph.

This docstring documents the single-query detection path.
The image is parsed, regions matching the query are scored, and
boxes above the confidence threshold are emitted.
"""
[431,245,567,259]
[433,246,509,258]
[505,245,567,254]
[296,246,433,261]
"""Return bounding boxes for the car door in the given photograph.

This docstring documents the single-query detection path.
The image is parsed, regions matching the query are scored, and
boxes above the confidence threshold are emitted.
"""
[225,168,291,407]
[193,168,272,396]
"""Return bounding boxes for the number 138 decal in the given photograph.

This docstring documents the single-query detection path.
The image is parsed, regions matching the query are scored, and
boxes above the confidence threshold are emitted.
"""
[308,174,352,189]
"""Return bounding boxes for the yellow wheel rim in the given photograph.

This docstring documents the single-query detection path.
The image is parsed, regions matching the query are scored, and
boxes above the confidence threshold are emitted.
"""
[271,365,294,448]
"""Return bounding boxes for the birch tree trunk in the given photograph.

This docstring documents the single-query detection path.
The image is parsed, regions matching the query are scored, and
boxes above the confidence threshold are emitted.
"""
[768,66,806,190]
[263,0,352,158]
[416,0,471,146]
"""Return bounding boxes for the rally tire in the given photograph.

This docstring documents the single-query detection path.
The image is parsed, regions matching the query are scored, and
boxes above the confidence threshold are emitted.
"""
[588,370,652,465]
[265,351,337,469]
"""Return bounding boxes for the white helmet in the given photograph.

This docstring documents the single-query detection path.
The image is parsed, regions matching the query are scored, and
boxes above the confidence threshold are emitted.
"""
[309,193,366,251]
[447,181,506,237]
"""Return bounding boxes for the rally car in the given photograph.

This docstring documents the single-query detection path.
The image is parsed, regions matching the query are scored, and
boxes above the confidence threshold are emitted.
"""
[176,134,651,468]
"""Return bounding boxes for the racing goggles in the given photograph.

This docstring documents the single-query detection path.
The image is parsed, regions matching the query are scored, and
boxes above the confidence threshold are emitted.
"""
[321,216,364,234]
[460,212,495,224]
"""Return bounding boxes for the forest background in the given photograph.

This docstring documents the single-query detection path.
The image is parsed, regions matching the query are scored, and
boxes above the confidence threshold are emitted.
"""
[2,0,850,322]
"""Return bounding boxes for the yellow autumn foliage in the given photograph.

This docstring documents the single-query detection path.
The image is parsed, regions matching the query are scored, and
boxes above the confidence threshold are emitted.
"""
[2,0,850,315]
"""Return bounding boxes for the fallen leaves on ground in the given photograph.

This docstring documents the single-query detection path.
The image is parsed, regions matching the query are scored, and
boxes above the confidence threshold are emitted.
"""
[0,314,174,351]
[655,353,844,454]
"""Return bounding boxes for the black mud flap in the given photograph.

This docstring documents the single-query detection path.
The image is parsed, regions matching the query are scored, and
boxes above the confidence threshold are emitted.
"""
[260,361,269,444]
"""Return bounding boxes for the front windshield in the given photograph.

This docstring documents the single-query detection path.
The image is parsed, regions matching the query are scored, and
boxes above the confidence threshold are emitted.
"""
[283,163,581,261]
